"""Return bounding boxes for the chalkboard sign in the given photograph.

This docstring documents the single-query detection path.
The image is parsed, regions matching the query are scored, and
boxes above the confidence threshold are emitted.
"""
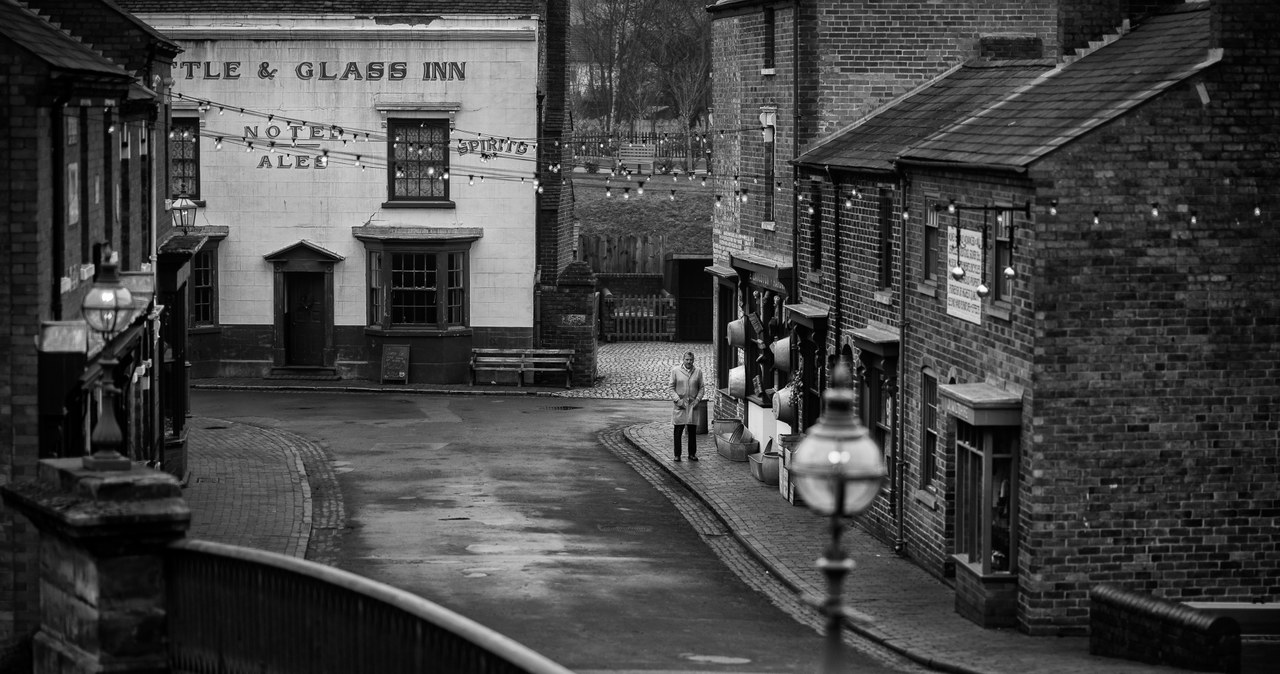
[380,344,410,383]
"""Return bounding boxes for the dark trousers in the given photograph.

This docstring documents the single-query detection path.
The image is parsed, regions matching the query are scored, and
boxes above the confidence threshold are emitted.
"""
[673,424,696,457]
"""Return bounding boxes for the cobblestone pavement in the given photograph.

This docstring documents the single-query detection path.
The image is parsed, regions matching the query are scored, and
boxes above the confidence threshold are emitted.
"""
[186,341,1180,674]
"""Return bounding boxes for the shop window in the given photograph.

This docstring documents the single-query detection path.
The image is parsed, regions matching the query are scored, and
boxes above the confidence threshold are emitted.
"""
[809,188,823,270]
[366,245,468,330]
[919,368,939,489]
[763,7,776,70]
[387,118,450,203]
[170,118,200,199]
[716,283,738,390]
[955,422,1019,575]
[992,212,1013,303]
[190,247,218,327]
[859,356,894,463]
[924,206,940,283]
[878,190,894,289]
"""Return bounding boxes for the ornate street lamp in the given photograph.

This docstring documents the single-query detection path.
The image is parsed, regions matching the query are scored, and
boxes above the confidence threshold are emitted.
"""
[171,192,198,234]
[81,256,134,471]
[789,363,886,674]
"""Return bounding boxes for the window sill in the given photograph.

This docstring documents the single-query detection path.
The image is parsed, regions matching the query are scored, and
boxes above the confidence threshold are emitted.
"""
[761,220,776,231]
[873,290,893,305]
[189,325,222,335]
[761,67,776,76]
[382,200,457,210]
[364,326,473,338]
[915,280,938,298]
[913,488,938,510]
[952,554,1016,580]
[983,302,1012,322]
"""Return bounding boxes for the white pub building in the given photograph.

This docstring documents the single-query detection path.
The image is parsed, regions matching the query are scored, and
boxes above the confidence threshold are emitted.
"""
[123,2,551,383]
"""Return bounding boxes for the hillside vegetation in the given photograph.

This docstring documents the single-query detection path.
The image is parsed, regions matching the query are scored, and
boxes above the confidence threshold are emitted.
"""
[572,172,713,255]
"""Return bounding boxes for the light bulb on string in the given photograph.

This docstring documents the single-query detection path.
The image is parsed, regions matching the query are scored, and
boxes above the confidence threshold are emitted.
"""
[951,264,965,281]
[1093,211,1101,225]
[442,170,449,180]
[1150,202,1160,218]
[215,137,223,150]
[1190,211,1198,225]
[469,175,475,185]
[606,187,612,198]
[948,199,957,214]
[623,188,630,200]
[976,283,990,298]
[740,188,749,204]
[715,195,723,208]
[246,142,253,152]
[845,197,853,209]
[1048,200,1058,216]
[777,182,783,192]
[1003,266,1017,280]
[637,181,645,196]
[1254,205,1262,217]
[670,190,676,201]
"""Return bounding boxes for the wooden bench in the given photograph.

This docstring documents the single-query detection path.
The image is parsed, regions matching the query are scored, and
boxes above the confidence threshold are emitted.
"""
[469,348,574,388]
[616,143,656,174]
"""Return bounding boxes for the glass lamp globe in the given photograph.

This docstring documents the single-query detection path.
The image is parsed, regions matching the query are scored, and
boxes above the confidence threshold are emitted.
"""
[790,365,886,516]
[81,262,133,336]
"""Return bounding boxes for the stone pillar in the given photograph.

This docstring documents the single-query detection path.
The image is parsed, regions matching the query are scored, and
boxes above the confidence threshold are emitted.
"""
[1,459,190,674]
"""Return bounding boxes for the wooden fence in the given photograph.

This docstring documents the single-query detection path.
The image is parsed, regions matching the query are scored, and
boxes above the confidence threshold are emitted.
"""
[600,289,676,342]
[570,132,712,165]
[579,233,667,274]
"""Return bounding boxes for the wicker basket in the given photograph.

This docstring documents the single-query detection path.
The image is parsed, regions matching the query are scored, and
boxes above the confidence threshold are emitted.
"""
[712,419,757,462]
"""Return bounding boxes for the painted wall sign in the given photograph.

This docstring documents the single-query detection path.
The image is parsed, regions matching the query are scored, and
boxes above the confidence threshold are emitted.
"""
[456,137,530,156]
[946,226,984,325]
[177,61,466,82]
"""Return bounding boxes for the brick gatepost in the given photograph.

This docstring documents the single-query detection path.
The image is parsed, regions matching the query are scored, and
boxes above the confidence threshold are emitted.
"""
[539,261,599,388]
[2,460,190,674]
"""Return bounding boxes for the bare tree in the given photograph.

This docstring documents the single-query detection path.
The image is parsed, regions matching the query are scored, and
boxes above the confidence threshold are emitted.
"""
[640,0,711,168]
[572,0,656,131]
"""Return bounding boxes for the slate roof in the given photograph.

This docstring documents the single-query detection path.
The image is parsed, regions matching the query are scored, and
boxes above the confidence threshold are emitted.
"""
[902,1,1215,170]
[0,0,131,79]
[794,59,1054,174]
[114,0,539,14]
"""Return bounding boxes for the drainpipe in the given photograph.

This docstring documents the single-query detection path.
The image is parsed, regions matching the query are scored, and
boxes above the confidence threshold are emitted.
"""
[789,0,801,305]
[893,173,910,555]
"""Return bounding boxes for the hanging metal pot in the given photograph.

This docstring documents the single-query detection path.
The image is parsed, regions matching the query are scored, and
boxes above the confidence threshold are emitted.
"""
[772,383,798,425]
[727,317,746,347]
[728,365,747,398]
[770,336,791,373]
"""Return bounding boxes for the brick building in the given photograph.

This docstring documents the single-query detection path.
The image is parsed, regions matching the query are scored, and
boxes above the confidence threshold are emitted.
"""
[116,0,578,385]
[0,0,183,666]
[709,0,1278,634]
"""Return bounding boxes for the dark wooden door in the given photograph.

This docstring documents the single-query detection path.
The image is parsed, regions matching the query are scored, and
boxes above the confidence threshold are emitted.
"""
[286,272,324,366]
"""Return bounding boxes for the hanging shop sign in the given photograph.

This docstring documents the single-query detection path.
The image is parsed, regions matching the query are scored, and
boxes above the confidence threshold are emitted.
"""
[178,61,467,82]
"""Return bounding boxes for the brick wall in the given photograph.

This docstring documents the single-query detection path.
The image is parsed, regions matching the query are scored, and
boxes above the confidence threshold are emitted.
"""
[811,0,1058,139]
[0,43,52,657]
[899,172,1040,583]
[1016,2,1280,628]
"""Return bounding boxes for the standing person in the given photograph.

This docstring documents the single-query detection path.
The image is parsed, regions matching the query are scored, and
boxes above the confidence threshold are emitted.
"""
[670,351,704,461]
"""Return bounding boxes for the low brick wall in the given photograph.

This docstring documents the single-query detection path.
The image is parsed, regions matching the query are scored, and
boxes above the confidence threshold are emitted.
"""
[1090,585,1241,674]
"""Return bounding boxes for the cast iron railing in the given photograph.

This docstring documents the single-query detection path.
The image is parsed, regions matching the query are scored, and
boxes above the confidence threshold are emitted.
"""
[167,539,575,674]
